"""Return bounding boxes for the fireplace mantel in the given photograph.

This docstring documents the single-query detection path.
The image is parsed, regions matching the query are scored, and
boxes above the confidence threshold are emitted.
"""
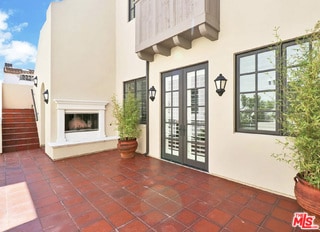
[54,99,109,144]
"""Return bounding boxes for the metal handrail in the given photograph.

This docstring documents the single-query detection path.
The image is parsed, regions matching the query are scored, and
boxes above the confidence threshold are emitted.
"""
[31,89,38,121]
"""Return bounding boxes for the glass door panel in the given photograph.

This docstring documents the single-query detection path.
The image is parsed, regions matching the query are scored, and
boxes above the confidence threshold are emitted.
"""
[162,63,208,171]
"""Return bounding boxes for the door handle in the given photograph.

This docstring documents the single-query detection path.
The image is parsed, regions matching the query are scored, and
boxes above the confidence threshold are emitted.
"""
[179,124,185,136]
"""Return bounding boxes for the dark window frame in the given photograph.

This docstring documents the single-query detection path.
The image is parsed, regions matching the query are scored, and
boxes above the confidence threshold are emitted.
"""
[124,77,147,124]
[128,0,135,21]
[235,38,313,135]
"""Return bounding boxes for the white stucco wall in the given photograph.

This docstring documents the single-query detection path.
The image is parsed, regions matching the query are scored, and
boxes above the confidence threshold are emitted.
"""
[35,0,118,159]
[144,0,320,197]
[34,5,52,148]
[34,0,320,197]
[2,83,33,109]
[115,0,148,154]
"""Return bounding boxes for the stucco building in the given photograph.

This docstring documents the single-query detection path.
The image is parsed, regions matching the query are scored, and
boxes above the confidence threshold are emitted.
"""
[33,0,320,198]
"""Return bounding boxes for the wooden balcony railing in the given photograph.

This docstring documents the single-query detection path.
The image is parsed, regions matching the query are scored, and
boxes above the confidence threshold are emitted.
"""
[135,0,220,61]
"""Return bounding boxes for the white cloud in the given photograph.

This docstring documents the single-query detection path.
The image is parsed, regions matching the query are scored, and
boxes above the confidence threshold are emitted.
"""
[12,22,28,32]
[0,10,36,67]
[0,40,36,63]
[0,11,9,30]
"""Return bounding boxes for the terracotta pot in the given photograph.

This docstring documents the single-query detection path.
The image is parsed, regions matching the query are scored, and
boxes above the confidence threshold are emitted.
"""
[117,138,138,158]
[294,173,320,218]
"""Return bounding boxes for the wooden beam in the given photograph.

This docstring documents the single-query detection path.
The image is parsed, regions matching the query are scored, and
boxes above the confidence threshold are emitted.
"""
[199,23,219,41]
[152,44,171,56]
[137,51,154,62]
[173,35,191,49]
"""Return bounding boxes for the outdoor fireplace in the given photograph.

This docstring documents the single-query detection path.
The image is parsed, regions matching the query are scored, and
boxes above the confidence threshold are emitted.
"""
[54,99,108,143]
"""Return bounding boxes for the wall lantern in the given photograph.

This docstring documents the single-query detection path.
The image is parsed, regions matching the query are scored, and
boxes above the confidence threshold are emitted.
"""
[214,74,227,96]
[43,89,49,104]
[149,86,156,101]
[33,76,38,87]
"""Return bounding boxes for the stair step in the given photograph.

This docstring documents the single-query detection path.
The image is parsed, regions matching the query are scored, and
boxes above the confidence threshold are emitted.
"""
[2,108,39,153]
[3,122,36,128]
[3,137,39,146]
[3,118,36,124]
[3,143,40,153]
[3,127,38,134]
[3,132,39,140]
[3,108,34,113]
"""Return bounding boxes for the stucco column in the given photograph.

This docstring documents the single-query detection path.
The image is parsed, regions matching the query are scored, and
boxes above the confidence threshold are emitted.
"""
[99,109,106,137]
[56,109,66,143]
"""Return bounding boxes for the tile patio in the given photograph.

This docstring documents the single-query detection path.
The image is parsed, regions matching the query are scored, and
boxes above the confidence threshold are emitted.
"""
[0,149,306,231]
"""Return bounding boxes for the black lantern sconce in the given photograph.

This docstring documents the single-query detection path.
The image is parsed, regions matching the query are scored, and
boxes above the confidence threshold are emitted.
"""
[43,89,49,104]
[33,76,38,87]
[214,74,227,96]
[149,86,156,101]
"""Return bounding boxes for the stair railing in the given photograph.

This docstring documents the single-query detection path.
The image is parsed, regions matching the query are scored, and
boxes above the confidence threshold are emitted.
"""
[31,89,38,121]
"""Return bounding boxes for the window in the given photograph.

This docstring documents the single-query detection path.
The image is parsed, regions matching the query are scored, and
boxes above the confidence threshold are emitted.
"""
[129,0,135,21]
[124,77,147,124]
[236,39,312,135]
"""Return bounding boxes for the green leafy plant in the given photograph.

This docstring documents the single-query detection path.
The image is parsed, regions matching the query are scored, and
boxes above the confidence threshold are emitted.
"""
[273,21,320,189]
[111,92,141,140]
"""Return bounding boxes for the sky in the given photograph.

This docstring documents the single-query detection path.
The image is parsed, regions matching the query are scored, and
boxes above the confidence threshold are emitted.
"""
[0,0,60,74]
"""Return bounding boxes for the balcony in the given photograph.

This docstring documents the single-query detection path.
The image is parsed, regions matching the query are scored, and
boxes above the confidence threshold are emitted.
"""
[135,0,220,62]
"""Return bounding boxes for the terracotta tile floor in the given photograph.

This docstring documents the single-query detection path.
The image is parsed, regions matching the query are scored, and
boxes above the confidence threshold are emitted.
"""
[0,149,306,231]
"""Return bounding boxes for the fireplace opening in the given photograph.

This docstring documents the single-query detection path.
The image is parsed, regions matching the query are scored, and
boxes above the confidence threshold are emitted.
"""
[65,113,98,132]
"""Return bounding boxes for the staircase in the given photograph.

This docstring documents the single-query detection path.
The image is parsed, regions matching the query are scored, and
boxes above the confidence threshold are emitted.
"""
[2,109,40,153]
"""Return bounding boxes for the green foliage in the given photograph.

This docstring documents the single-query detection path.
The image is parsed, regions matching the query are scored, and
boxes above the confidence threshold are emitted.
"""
[273,21,320,189]
[111,92,141,140]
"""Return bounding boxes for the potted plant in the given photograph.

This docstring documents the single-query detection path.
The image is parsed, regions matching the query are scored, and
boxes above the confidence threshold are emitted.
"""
[273,21,320,218]
[111,92,141,158]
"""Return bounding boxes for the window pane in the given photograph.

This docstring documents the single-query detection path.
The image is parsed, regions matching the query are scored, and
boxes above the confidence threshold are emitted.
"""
[258,71,276,91]
[187,125,196,141]
[165,123,171,137]
[196,107,205,124]
[165,92,172,106]
[197,127,206,141]
[165,139,171,154]
[187,71,195,88]
[187,107,195,123]
[198,88,205,106]
[172,92,179,106]
[286,42,309,66]
[239,112,255,130]
[125,81,135,93]
[172,75,179,90]
[165,109,171,122]
[172,108,179,122]
[258,92,276,110]
[240,55,255,74]
[196,69,205,87]
[240,74,255,92]
[187,143,195,160]
[257,112,276,131]
[136,79,145,91]
[187,89,197,107]
[165,76,172,91]
[286,67,300,82]
[124,77,146,124]
[258,50,276,71]
[129,0,135,21]
[239,93,255,110]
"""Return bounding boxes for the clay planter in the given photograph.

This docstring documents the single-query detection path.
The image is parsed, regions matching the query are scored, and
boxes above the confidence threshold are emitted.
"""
[294,173,320,218]
[117,139,138,158]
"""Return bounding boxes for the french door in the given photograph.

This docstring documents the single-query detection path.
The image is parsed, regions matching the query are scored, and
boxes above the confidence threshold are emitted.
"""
[161,63,208,171]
